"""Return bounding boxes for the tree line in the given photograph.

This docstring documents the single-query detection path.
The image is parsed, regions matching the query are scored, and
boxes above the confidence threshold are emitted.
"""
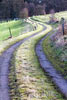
[0,0,67,20]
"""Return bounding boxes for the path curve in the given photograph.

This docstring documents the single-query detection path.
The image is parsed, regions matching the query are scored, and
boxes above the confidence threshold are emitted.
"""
[36,32,67,98]
[0,23,46,100]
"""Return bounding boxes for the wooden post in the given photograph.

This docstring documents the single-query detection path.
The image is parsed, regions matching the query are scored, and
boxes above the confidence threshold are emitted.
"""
[61,18,67,42]
[9,27,12,38]
[61,18,65,35]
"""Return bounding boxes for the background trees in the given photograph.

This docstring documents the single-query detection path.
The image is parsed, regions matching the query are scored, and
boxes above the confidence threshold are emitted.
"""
[0,0,67,19]
[28,2,35,16]
[13,0,24,18]
[35,5,45,15]
[19,8,28,19]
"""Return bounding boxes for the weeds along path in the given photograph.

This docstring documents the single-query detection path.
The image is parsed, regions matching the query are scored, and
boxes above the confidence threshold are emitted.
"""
[36,31,67,98]
[9,24,66,100]
[0,22,46,100]
[32,17,67,98]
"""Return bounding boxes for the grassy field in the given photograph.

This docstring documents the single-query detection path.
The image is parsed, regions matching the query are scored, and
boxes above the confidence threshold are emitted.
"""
[0,21,43,56]
[32,11,67,23]
[0,20,33,41]
[33,11,67,79]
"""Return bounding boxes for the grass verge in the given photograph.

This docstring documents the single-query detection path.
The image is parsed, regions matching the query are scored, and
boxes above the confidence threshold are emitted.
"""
[42,29,67,79]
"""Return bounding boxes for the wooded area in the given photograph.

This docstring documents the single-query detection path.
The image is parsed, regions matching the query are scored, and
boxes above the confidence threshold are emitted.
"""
[0,0,67,19]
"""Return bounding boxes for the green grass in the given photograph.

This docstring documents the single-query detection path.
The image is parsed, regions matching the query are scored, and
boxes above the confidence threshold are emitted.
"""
[32,11,67,23]
[9,23,66,100]
[0,20,33,41]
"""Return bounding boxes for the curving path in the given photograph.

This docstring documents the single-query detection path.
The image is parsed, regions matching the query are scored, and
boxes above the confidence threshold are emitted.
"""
[0,20,67,100]
[0,23,46,100]
[36,31,67,98]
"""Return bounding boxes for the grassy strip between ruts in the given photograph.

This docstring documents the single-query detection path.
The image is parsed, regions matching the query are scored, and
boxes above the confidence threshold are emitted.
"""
[9,24,66,100]
[0,22,43,55]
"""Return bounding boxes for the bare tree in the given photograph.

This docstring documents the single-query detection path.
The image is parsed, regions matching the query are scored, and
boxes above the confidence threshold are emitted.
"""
[19,8,29,19]
[13,0,24,17]
[24,1,29,8]
[35,5,45,15]
[29,2,35,16]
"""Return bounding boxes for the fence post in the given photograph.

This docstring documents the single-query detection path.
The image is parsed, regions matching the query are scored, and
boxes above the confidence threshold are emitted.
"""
[9,27,12,38]
[61,18,67,42]
[61,18,65,35]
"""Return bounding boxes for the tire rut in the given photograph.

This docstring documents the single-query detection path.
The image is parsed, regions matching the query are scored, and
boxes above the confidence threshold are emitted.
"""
[0,23,46,100]
[36,32,67,98]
